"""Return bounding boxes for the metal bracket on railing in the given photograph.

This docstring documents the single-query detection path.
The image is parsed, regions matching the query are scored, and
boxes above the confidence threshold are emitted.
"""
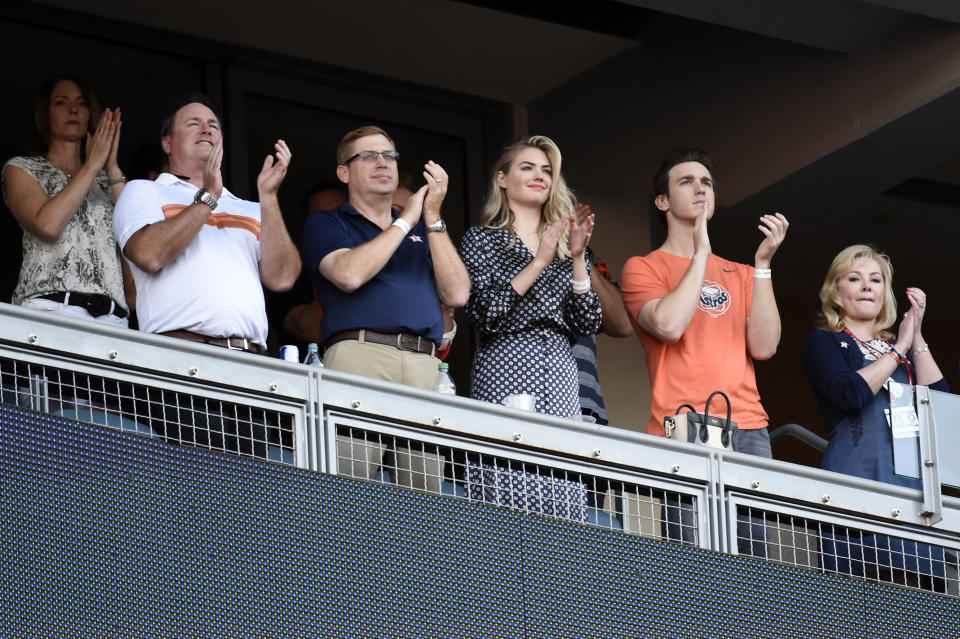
[915,385,943,524]
[768,423,827,452]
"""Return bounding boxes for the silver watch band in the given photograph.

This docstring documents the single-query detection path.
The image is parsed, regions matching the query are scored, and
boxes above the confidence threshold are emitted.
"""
[194,188,218,210]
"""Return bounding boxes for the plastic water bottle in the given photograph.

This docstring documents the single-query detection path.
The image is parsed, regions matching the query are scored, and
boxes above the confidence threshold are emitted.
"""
[303,342,324,367]
[434,362,456,395]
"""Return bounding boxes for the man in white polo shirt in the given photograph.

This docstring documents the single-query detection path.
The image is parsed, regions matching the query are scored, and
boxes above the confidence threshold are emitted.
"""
[114,96,300,456]
[113,95,301,354]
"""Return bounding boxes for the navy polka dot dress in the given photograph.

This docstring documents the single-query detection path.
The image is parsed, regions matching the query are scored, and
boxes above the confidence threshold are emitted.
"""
[460,226,602,418]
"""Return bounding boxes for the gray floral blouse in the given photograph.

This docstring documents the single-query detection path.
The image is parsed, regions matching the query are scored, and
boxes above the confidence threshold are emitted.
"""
[3,156,127,310]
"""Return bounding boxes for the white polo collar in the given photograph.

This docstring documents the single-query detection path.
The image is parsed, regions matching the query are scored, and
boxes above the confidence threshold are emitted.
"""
[156,172,238,200]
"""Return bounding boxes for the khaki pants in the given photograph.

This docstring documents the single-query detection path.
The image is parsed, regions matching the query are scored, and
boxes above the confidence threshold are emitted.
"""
[325,340,439,390]
[327,339,444,492]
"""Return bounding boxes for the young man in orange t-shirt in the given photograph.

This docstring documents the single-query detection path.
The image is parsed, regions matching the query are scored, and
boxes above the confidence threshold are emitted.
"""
[622,148,789,458]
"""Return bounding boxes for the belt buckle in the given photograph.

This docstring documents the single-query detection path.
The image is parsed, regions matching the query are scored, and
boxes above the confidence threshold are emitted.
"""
[85,295,110,317]
[225,338,247,351]
[395,333,420,353]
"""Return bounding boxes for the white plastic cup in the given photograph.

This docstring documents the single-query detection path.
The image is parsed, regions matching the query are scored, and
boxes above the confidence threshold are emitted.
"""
[502,393,536,412]
[280,344,299,363]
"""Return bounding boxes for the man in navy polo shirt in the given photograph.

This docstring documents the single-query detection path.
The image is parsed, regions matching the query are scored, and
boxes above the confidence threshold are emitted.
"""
[303,125,470,389]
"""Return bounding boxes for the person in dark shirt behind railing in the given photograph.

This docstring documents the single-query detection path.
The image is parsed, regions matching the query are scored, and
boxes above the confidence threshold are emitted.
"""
[804,244,948,587]
[282,182,347,346]
[303,125,469,387]
[303,126,470,493]
[570,203,633,425]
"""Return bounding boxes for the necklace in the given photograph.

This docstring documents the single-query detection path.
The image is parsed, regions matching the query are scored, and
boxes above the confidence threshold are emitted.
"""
[514,227,540,253]
[44,155,75,179]
[843,328,914,385]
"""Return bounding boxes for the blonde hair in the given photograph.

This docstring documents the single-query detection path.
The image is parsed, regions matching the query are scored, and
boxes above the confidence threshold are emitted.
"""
[480,135,576,259]
[817,244,896,339]
[336,125,394,165]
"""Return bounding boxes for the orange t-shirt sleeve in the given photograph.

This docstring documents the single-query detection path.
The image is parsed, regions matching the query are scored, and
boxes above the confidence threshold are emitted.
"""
[622,255,670,331]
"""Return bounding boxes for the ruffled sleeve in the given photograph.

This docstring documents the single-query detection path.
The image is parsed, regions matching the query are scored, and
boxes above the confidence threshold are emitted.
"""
[460,226,524,336]
[562,265,601,337]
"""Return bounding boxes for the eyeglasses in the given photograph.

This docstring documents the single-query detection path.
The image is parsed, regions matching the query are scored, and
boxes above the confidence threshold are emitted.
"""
[344,150,400,164]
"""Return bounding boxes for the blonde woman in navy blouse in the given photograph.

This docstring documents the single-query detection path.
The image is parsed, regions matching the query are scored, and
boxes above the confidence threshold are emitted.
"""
[804,244,946,487]
[804,244,947,582]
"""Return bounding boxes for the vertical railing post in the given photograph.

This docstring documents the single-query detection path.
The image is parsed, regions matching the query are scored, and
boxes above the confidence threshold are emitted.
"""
[916,385,943,524]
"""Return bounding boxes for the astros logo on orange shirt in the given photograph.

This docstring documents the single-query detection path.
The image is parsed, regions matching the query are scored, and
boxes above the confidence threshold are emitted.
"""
[698,280,731,317]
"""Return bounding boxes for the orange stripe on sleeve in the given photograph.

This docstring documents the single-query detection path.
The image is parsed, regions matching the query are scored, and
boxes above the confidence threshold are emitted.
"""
[162,204,187,218]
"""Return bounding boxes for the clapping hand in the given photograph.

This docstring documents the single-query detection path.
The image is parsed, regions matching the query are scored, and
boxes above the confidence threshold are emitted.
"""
[256,139,291,198]
[422,161,447,225]
[693,202,712,258]
[754,212,789,267]
[906,286,928,342]
[203,138,224,201]
[400,185,428,229]
[105,108,122,176]
[534,216,570,267]
[568,208,594,258]
[86,107,121,172]
[895,304,916,353]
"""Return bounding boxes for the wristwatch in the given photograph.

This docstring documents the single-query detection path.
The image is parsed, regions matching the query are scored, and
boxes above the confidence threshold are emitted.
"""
[193,188,218,210]
[425,218,447,233]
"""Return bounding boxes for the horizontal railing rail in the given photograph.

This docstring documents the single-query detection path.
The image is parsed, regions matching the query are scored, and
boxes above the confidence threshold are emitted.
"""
[1,301,957,596]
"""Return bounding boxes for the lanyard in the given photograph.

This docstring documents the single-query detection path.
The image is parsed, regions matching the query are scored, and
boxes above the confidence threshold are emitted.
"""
[843,329,914,386]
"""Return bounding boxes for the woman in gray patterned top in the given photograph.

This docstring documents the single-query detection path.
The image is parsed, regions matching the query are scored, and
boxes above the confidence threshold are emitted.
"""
[2,75,132,326]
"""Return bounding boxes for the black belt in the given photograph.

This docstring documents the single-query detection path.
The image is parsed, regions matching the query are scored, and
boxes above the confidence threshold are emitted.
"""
[326,329,436,357]
[38,292,128,319]
[161,330,265,354]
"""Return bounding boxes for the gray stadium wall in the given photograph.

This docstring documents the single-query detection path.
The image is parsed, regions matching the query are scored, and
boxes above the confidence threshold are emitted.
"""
[2,405,958,638]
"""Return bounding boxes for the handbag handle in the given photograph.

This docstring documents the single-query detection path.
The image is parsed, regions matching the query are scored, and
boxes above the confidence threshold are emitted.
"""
[674,404,698,442]
[701,390,734,447]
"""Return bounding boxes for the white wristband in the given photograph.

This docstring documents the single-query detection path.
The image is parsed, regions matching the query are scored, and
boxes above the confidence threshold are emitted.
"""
[571,278,591,291]
[755,268,771,279]
[391,218,411,235]
[913,344,930,355]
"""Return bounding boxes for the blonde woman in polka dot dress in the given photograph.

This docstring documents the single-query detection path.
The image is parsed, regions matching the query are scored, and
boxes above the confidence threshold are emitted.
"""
[460,136,601,418]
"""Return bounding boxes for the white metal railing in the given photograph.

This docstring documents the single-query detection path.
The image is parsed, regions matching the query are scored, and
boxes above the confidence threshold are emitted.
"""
[1,301,957,596]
